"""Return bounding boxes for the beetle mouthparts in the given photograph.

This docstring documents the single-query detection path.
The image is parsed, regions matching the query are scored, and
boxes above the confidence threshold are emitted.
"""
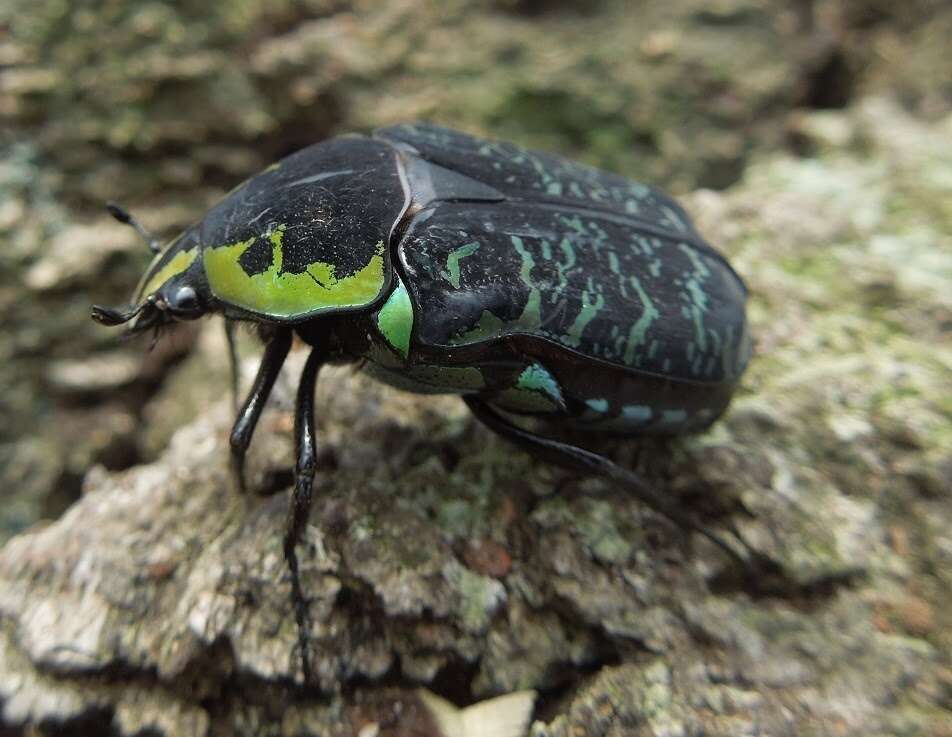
[91,303,142,326]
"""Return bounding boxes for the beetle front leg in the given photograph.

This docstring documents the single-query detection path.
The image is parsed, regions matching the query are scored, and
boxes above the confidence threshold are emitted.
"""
[229,328,292,493]
[464,397,761,575]
[286,346,323,685]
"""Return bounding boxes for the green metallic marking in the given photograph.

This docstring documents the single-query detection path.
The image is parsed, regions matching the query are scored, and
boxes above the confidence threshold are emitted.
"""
[622,405,653,421]
[517,363,564,405]
[661,205,688,232]
[662,409,687,424]
[524,151,560,194]
[623,275,660,365]
[648,258,662,277]
[138,247,198,299]
[375,277,413,359]
[691,354,703,375]
[618,275,629,299]
[686,279,709,351]
[559,214,586,235]
[547,237,577,300]
[586,398,609,413]
[511,235,542,326]
[722,325,736,378]
[678,243,712,353]
[591,221,609,247]
[633,235,653,255]
[557,238,576,275]
[540,239,552,260]
[203,226,386,318]
[707,327,722,357]
[614,333,626,355]
[560,215,608,255]
[442,241,480,289]
[607,251,620,275]
[629,182,650,198]
[451,308,507,344]
[563,281,604,348]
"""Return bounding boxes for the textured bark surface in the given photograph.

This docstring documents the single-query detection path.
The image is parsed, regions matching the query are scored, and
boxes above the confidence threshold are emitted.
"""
[2,99,950,735]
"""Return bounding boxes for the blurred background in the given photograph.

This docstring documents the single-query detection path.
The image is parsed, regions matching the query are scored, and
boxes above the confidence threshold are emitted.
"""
[0,0,949,542]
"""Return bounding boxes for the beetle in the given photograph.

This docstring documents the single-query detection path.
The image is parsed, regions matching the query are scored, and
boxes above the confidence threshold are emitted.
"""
[93,122,753,683]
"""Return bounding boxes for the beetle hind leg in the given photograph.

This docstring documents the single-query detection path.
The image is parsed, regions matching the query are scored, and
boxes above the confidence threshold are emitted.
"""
[463,397,758,573]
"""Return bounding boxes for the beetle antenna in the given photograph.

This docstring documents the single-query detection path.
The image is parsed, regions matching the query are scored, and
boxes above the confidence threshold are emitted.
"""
[106,201,162,254]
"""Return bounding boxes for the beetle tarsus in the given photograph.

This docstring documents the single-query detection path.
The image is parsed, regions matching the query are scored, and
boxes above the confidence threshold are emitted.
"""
[464,397,759,574]
[284,481,314,685]
[229,454,248,496]
[286,347,324,685]
[229,329,292,494]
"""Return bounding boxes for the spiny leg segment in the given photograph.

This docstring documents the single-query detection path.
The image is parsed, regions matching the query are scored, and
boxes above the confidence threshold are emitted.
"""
[464,397,756,572]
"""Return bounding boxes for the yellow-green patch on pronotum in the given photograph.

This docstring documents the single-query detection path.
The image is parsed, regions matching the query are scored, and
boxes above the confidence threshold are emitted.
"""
[136,247,199,300]
[203,226,387,319]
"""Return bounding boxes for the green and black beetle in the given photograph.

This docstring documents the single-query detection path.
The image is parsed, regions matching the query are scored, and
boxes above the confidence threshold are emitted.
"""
[94,123,752,682]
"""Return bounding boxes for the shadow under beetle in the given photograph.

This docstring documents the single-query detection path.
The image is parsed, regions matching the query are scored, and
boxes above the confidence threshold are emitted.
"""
[93,123,753,684]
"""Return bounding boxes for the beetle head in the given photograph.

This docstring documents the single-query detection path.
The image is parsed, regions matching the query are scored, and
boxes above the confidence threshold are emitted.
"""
[92,223,213,335]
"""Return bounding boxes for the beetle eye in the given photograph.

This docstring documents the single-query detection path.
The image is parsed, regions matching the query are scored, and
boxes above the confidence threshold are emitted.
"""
[168,285,201,316]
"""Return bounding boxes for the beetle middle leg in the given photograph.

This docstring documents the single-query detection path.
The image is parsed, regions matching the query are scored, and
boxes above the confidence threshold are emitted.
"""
[285,346,324,685]
[229,328,292,493]
[464,397,758,573]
